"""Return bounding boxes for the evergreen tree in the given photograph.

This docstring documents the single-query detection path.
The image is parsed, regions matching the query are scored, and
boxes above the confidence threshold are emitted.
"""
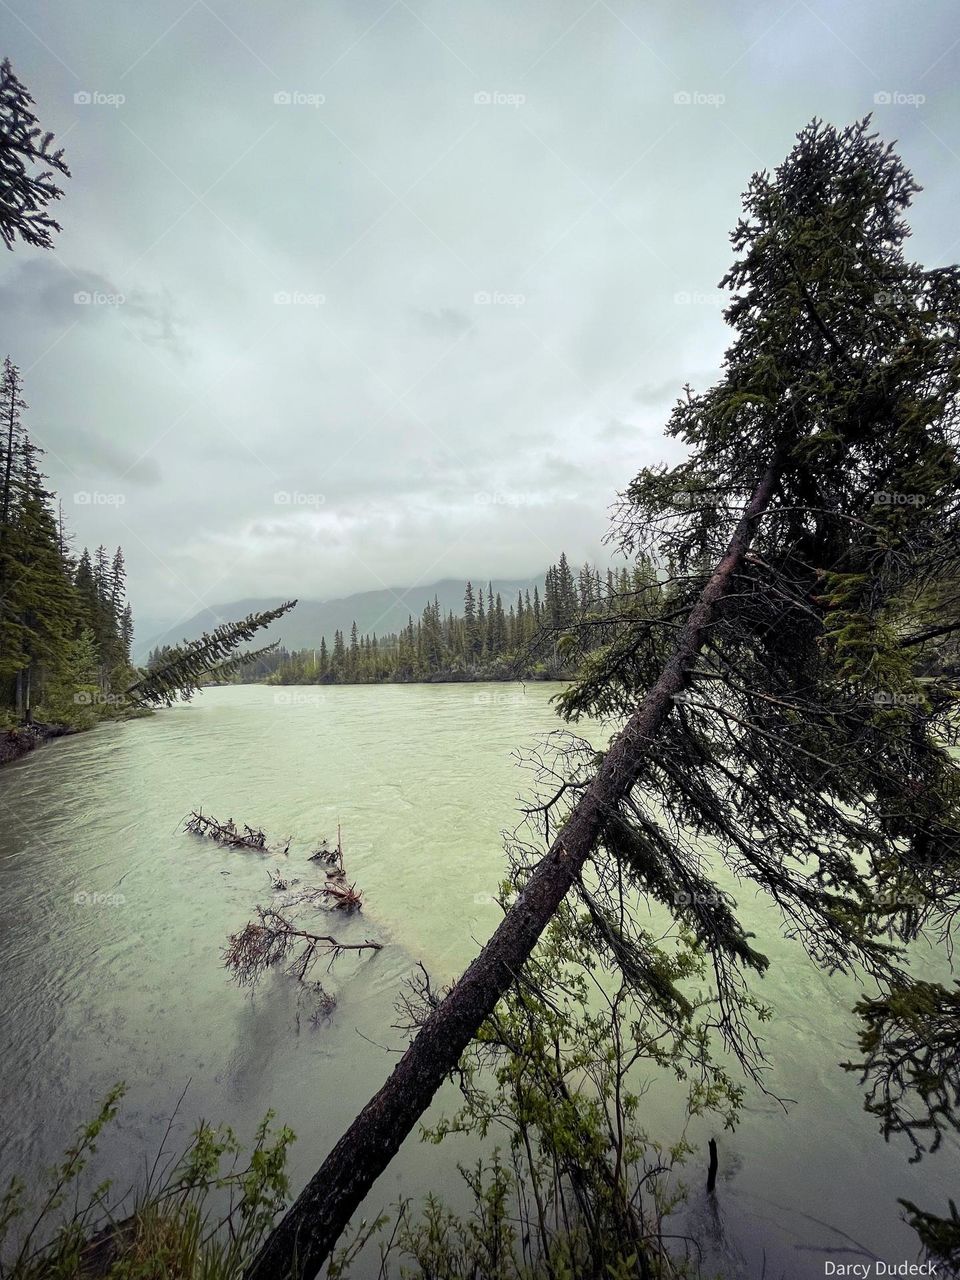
[476,584,486,656]
[5,441,78,717]
[0,356,26,533]
[126,601,296,706]
[0,58,70,251]
[463,581,480,666]
[119,605,134,665]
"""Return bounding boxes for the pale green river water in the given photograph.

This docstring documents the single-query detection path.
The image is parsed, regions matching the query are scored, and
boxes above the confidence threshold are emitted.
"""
[0,683,955,1277]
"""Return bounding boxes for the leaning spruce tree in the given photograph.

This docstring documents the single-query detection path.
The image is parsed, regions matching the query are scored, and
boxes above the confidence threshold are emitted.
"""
[125,601,297,706]
[241,117,960,1279]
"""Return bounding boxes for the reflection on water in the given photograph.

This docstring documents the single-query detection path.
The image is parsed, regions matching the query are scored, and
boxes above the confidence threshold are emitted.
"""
[0,684,954,1278]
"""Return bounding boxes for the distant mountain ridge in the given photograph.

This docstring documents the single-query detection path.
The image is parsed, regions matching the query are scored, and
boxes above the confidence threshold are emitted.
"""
[135,574,547,661]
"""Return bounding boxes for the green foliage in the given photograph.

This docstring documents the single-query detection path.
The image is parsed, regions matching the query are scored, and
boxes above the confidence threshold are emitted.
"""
[0,1083,126,1278]
[0,1089,295,1280]
[333,901,738,1278]
[899,1198,960,1276]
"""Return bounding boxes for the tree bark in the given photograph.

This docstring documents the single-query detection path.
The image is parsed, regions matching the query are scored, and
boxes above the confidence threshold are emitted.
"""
[245,459,783,1280]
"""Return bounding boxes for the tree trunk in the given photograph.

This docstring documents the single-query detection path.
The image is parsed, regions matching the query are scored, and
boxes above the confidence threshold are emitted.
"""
[245,459,783,1280]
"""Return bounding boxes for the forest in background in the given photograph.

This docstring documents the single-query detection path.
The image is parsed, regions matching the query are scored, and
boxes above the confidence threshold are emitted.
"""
[0,355,136,732]
[143,556,655,686]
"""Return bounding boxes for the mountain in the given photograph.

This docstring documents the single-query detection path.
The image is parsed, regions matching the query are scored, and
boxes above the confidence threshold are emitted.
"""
[135,574,547,661]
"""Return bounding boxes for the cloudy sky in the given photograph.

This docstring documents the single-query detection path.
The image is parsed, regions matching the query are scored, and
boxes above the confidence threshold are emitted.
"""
[2,0,958,639]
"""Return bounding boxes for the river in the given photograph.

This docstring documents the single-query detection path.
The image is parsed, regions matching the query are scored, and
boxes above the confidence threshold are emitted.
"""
[0,683,955,1278]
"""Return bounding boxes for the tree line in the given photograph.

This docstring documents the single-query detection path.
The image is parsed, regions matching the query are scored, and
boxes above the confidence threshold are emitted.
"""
[165,556,656,686]
[0,356,136,727]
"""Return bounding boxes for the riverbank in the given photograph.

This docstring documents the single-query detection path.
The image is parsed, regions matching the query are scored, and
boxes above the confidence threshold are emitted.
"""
[249,669,574,689]
[0,707,154,768]
[0,722,77,767]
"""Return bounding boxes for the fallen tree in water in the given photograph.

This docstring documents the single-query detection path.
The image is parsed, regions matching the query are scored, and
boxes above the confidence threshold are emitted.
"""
[185,810,281,853]
[225,895,382,1022]
[223,823,378,1019]
[318,878,363,911]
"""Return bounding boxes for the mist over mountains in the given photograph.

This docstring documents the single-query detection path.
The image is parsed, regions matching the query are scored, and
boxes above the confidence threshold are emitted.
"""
[136,574,547,662]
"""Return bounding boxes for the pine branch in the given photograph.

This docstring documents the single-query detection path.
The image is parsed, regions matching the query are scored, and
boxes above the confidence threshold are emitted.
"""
[125,601,297,706]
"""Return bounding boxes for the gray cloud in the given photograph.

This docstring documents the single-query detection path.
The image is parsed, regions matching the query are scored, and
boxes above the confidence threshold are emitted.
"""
[1,0,958,638]
[413,307,475,338]
[0,258,184,350]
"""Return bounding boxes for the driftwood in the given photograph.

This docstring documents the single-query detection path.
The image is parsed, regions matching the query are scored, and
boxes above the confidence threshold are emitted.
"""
[185,810,273,851]
[306,825,362,908]
[224,903,382,1019]
[319,879,363,911]
[309,823,344,870]
[243,460,783,1280]
[185,810,293,855]
[226,824,378,1020]
[225,906,382,983]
